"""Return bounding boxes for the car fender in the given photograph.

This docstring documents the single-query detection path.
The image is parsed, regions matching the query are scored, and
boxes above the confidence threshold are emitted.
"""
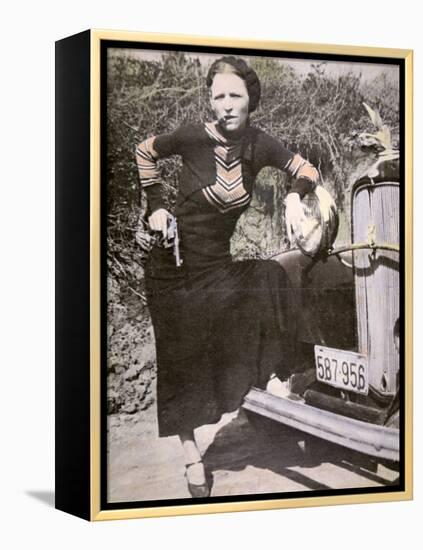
[272,248,356,350]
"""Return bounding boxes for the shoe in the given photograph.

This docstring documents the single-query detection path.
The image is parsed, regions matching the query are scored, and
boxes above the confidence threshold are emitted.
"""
[266,374,290,398]
[184,460,210,498]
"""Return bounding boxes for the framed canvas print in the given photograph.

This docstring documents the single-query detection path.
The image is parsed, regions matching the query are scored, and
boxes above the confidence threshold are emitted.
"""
[55,29,413,521]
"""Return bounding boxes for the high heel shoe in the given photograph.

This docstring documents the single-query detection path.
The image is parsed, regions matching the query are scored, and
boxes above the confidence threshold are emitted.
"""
[184,460,210,498]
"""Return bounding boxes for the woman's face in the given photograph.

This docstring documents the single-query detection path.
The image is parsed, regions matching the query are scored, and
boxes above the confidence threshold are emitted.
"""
[209,73,249,135]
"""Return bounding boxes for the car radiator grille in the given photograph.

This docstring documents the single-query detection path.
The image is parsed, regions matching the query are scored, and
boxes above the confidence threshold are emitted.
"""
[352,181,400,394]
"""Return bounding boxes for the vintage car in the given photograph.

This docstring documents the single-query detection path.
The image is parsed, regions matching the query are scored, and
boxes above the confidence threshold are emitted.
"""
[242,147,401,464]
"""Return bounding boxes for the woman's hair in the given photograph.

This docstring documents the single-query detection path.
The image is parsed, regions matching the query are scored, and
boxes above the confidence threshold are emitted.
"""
[206,56,261,113]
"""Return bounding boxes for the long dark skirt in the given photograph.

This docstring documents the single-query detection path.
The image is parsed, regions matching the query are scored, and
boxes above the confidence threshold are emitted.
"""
[146,253,296,437]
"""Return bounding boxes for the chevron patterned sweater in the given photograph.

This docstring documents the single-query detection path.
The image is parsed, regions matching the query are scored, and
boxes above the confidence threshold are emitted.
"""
[136,122,318,215]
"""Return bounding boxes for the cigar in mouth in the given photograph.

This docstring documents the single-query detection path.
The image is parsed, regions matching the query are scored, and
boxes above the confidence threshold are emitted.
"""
[220,115,235,123]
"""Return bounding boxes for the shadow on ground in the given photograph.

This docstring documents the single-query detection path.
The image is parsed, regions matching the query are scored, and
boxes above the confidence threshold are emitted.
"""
[202,409,399,493]
[26,490,55,508]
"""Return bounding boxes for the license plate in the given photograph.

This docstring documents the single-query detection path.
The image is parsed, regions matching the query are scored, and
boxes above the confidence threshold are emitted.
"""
[314,346,369,395]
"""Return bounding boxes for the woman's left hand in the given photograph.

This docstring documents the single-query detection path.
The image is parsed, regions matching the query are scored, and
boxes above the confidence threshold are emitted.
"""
[284,193,306,245]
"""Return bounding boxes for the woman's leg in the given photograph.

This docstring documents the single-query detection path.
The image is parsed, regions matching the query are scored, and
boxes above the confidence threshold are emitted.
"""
[179,430,206,485]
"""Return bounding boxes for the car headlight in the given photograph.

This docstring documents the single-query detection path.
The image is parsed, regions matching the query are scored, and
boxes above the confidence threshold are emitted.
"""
[294,185,339,257]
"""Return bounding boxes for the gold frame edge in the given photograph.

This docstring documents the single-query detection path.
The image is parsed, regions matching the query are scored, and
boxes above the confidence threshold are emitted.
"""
[404,49,413,500]
[91,28,411,58]
[89,29,413,522]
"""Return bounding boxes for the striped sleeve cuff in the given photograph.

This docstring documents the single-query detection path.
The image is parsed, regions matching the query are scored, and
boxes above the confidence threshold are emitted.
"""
[136,136,162,188]
[136,136,166,214]
[285,153,319,198]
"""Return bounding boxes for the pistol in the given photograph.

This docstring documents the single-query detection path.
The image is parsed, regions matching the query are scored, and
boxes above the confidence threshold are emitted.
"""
[165,215,183,267]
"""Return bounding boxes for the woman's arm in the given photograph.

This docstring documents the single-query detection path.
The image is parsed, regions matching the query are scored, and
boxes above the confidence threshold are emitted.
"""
[135,127,185,237]
[255,130,320,241]
[255,130,319,195]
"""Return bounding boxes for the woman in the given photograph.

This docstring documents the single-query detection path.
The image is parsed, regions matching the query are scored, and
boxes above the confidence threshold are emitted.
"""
[136,56,318,498]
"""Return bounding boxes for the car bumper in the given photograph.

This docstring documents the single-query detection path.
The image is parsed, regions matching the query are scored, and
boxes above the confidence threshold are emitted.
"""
[242,387,400,462]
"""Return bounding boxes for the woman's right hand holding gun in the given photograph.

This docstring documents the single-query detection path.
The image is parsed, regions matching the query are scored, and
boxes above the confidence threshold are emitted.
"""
[149,208,172,238]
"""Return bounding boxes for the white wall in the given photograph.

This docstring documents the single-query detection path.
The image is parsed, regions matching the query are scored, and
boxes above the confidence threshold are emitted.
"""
[1,0,420,548]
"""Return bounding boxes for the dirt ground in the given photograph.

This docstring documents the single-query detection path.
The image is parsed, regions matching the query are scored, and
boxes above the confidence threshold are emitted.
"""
[107,382,399,503]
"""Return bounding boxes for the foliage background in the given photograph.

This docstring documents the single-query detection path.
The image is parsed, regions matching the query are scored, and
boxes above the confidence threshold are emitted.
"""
[106,49,400,414]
